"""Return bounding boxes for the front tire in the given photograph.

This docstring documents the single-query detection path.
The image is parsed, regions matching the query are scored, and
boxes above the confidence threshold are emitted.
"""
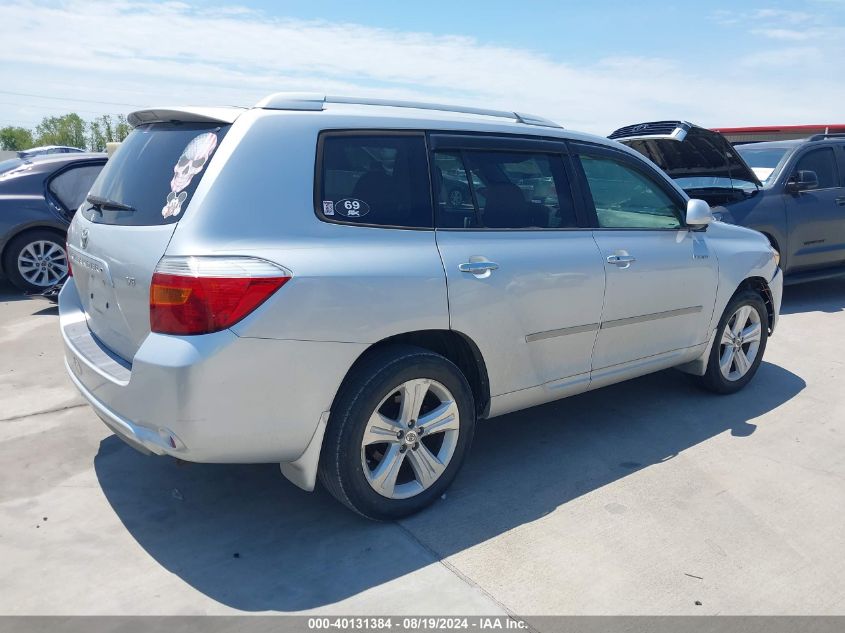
[697,290,769,394]
[319,345,476,520]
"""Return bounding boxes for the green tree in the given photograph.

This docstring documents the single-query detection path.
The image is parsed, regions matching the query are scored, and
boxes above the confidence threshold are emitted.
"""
[114,114,131,142]
[88,118,105,152]
[34,113,87,149]
[88,114,131,151]
[0,126,34,151]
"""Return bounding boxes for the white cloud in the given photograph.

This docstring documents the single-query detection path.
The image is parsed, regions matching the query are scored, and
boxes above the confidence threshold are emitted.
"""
[753,9,816,24]
[0,0,843,134]
[751,28,812,41]
[741,45,825,67]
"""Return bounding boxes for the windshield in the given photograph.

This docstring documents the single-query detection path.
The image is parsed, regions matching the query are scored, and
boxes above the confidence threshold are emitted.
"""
[674,175,758,191]
[735,146,789,184]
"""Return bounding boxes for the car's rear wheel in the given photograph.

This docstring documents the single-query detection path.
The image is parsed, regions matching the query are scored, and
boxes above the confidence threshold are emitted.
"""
[319,345,475,520]
[697,289,768,394]
[3,230,69,293]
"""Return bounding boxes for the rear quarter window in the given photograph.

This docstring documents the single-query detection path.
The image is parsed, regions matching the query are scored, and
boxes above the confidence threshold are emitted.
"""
[316,133,433,228]
[82,122,229,226]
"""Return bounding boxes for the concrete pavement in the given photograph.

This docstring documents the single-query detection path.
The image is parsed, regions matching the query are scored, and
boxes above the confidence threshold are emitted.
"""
[1,279,843,615]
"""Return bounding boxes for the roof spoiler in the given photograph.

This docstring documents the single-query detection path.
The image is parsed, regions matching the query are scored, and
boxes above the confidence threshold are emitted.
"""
[127,106,245,128]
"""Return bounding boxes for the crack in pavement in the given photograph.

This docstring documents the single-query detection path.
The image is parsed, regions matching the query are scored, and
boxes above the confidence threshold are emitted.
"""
[1,402,87,423]
[394,519,521,622]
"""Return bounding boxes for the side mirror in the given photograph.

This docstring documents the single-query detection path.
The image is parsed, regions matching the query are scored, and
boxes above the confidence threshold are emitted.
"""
[786,170,819,193]
[686,198,714,227]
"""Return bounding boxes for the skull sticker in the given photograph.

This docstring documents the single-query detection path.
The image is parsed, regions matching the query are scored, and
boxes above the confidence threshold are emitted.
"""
[162,131,218,218]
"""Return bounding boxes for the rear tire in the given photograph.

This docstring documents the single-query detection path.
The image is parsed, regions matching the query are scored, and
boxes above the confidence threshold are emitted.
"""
[319,345,475,520]
[697,289,768,394]
[3,230,68,293]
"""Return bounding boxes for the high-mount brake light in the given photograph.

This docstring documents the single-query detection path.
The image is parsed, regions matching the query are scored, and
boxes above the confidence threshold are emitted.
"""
[150,256,290,335]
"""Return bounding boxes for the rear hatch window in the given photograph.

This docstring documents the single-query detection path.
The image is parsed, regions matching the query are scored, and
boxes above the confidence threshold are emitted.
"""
[69,121,230,361]
[81,122,229,225]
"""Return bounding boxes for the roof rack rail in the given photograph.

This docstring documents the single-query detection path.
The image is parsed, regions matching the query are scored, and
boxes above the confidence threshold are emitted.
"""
[809,132,845,141]
[254,93,562,129]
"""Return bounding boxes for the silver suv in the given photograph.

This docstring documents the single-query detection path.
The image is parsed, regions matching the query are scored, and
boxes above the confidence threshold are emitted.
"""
[60,94,783,519]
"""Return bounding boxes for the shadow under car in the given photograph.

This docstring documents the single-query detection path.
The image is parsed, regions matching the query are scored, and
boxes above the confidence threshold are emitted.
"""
[95,360,804,611]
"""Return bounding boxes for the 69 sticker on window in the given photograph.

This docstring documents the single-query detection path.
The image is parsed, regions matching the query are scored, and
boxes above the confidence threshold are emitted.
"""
[334,198,370,219]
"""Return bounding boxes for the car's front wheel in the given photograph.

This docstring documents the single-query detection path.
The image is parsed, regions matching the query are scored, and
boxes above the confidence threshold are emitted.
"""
[3,230,69,293]
[319,345,475,520]
[698,289,769,394]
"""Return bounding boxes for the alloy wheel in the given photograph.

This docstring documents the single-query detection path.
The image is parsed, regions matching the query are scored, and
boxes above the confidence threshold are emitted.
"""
[17,240,68,288]
[718,304,762,381]
[361,378,460,499]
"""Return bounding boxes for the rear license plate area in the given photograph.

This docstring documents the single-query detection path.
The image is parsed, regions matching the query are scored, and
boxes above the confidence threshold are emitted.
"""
[68,246,116,315]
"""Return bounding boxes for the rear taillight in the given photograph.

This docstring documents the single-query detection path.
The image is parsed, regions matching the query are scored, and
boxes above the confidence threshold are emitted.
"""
[66,243,72,277]
[150,256,290,335]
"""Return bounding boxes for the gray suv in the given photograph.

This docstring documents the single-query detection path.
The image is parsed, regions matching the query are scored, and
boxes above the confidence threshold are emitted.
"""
[60,95,781,519]
[610,121,845,284]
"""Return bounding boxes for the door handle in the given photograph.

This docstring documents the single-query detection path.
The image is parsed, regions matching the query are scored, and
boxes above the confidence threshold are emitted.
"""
[836,197,845,206]
[606,254,636,267]
[459,261,499,275]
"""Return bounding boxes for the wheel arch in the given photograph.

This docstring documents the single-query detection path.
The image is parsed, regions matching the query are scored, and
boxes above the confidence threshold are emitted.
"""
[280,329,490,493]
[339,329,491,419]
[678,274,775,378]
[758,231,787,271]
[759,232,780,255]
[735,276,775,334]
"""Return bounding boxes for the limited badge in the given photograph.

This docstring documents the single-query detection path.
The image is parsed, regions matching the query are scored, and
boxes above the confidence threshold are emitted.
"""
[322,200,335,215]
[335,198,370,218]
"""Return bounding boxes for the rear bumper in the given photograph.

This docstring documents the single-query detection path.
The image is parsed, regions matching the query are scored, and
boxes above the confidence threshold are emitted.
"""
[64,359,167,456]
[59,278,366,463]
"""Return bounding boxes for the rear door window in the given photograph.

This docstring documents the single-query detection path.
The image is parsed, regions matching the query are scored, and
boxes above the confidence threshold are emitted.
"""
[433,150,577,229]
[82,122,228,226]
[48,163,105,211]
[317,133,433,228]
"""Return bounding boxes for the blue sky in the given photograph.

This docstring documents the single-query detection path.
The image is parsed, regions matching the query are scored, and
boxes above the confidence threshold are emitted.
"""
[0,0,843,134]
[213,0,754,58]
